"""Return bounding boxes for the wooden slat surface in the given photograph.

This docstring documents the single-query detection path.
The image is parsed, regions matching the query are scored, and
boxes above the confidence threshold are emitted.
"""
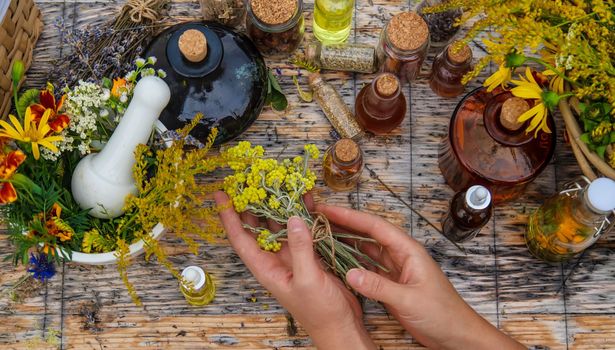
[1,0,614,349]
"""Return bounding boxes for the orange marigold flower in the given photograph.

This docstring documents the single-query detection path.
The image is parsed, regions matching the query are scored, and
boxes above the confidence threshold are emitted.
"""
[30,89,70,133]
[0,150,25,204]
[111,78,128,98]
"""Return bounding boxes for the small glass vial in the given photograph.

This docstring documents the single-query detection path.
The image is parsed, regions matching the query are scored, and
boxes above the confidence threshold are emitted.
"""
[416,0,462,49]
[429,41,473,98]
[323,138,364,191]
[355,73,407,134]
[441,185,492,243]
[305,41,378,73]
[377,12,430,83]
[525,177,615,263]
[199,0,246,28]
[180,266,216,306]
[313,0,354,44]
[309,73,364,140]
[246,0,305,56]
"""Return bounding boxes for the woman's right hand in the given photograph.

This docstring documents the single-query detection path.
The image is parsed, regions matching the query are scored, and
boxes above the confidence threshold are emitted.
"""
[316,204,526,350]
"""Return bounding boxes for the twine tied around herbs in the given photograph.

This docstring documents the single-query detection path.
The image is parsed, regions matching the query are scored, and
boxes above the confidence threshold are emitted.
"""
[310,212,336,271]
[126,0,160,23]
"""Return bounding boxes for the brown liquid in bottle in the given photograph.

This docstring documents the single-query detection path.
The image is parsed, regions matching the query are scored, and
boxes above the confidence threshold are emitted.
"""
[441,185,492,243]
[438,88,556,203]
[323,139,364,191]
[429,42,473,98]
[355,73,407,134]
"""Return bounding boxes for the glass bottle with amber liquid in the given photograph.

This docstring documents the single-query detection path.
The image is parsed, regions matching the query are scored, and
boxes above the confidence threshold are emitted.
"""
[323,138,364,191]
[180,266,216,306]
[525,177,615,263]
[442,185,492,243]
[429,41,473,98]
[355,73,407,134]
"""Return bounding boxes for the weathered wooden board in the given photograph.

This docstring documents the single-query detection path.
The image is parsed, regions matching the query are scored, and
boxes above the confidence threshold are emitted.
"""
[1,0,614,349]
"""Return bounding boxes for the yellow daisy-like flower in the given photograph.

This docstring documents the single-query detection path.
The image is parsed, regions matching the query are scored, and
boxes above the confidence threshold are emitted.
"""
[0,107,63,160]
[484,63,513,92]
[542,69,565,94]
[510,67,553,137]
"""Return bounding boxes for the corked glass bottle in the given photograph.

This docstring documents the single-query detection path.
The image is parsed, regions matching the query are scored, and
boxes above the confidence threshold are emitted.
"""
[180,266,216,306]
[323,138,364,191]
[377,12,430,83]
[355,73,407,134]
[309,73,364,140]
[416,0,462,49]
[246,0,305,56]
[305,41,378,73]
[441,185,492,243]
[429,41,473,98]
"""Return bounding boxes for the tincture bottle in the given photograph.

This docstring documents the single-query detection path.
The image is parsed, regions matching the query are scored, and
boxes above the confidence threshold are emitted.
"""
[246,0,305,56]
[323,138,364,191]
[525,177,615,263]
[313,0,354,44]
[441,185,492,243]
[309,73,364,140]
[305,41,378,73]
[355,73,407,134]
[429,41,473,98]
[180,266,216,306]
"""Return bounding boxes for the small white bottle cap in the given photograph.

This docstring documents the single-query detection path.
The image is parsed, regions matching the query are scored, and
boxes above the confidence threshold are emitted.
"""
[181,266,206,290]
[465,185,491,210]
[587,178,615,213]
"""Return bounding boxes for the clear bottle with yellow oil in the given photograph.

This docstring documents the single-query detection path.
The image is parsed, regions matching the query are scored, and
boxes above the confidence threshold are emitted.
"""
[180,266,216,306]
[525,178,615,263]
[313,0,354,44]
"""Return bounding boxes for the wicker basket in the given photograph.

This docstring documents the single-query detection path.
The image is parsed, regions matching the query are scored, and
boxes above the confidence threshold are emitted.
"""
[0,0,43,120]
[559,98,615,181]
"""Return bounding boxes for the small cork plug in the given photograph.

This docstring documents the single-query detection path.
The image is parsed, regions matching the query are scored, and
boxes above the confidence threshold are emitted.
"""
[500,97,530,131]
[376,73,399,97]
[179,29,208,63]
[447,42,472,64]
[335,139,360,163]
[250,0,296,25]
[387,12,429,51]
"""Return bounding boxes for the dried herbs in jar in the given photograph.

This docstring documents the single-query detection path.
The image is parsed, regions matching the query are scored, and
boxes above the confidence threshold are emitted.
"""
[246,0,305,56]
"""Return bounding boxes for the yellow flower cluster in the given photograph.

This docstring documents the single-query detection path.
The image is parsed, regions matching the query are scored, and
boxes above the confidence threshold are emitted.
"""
[256,229,282,252]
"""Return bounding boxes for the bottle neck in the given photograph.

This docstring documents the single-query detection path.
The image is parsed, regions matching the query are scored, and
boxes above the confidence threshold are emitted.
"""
[362,75,401,117]
[331,143,362,168]
[572,189,608,225]
[439,51,471,72]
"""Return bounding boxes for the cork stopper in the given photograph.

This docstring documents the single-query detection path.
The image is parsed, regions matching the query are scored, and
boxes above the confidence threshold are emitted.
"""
[250,0,297,25]
[375,73,399,97]
[447,42,472,64]
[178,29,208,63]
[500,97,530,131]
[386,12,429,51]
[335,139,360,163]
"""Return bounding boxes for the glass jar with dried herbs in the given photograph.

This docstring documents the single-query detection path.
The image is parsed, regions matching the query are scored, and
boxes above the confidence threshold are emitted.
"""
[416,0,462,49]
[305,41,378,73]
[246,0,305,56]
[199,0,246,28]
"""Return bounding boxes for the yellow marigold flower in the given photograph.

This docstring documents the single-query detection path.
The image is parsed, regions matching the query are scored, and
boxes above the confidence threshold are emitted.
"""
[511,67,554,137]
[0,108,63,160]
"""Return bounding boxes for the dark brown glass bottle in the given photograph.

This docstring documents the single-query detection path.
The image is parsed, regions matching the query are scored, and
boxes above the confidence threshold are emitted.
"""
[355,73,407,135]
[442,185,492,243]
[438,88,556,203]
[429,42,473,98]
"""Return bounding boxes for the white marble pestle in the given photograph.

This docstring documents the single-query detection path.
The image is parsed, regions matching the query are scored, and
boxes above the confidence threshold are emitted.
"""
[71,76,171,219]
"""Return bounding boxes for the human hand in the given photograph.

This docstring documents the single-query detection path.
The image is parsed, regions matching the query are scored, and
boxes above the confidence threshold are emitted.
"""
[215,192,376,350]
[317,204,525,350]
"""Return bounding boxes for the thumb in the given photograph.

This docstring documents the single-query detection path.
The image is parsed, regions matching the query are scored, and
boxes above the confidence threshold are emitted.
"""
[287,216,320,281]
[346,268,407,305]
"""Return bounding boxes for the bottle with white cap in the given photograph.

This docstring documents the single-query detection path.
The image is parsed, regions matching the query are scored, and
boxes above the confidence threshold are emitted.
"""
[526,177,615,263]
[180,266,216,306]
[441,185,493,243]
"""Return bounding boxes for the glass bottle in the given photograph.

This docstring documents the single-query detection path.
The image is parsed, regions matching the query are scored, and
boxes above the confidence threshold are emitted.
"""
[429,41,473,98]
[438,88,556,203]
[180,266,216,306]
[441,185,492,243]
[323,138,364,191]
[308,73,364,140]
[377,12,430,83]
[416,0,462,49]
[305,41,378,73]
[199,0,246,28]
[246,0,305,56]
[313,0,354,44]
[525,177,615,263]
[355,73,407,134]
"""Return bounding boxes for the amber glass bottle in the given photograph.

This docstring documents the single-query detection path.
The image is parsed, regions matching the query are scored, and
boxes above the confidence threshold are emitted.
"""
[438,88,556,203]
[323,138,364,191]
[355,73,407,134]
[441,185,492,243]
[429,42,473,98]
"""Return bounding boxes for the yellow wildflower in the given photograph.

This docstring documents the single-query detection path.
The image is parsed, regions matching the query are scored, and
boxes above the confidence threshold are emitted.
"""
[0,108,63,160]
[304,144,320,159]
[510,67,554,137]
[484,63,513,92]
[542,69,566,94]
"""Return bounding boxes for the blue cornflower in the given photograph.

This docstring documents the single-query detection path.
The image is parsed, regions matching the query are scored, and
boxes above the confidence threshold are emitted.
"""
[28,253,56,282]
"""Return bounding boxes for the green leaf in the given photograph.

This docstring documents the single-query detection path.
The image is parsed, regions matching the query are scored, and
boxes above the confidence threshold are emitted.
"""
[270,90,288,111]
[102,77,112,89]
[597,145,607,159]
[266,69,287,111]
[16,89,40,117]
[580,133,590,144]
[610,131,615,143]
